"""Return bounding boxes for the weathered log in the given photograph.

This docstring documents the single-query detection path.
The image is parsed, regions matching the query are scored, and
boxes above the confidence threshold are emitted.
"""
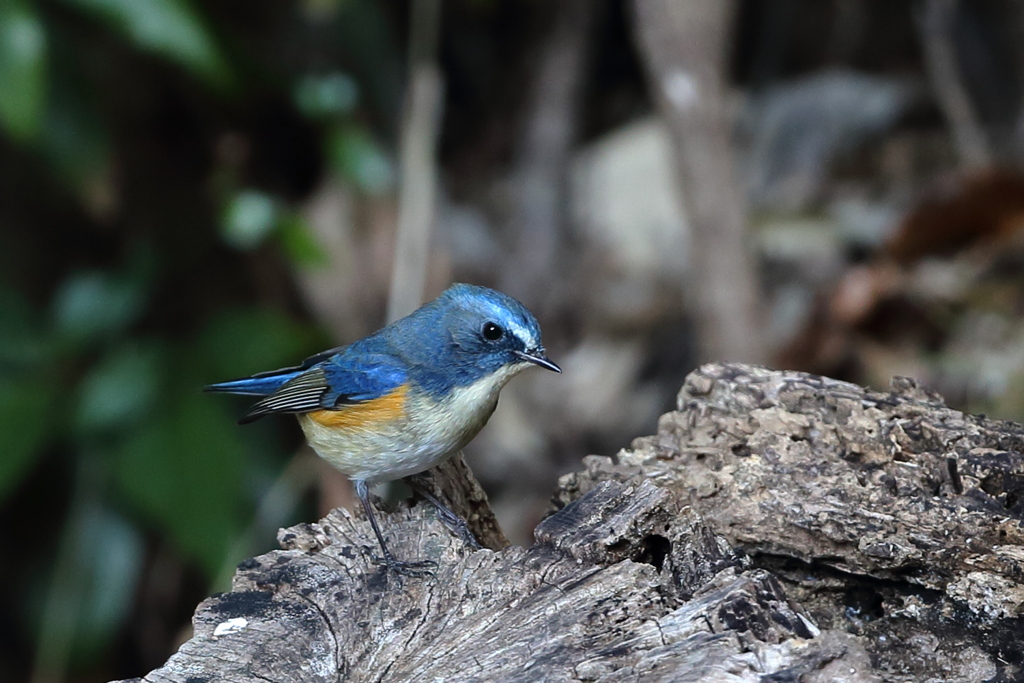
[559,363,1024,681]
[115,363,1024,682]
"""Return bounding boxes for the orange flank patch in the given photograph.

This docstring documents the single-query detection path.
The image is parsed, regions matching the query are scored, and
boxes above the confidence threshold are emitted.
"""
[306,384,409,429]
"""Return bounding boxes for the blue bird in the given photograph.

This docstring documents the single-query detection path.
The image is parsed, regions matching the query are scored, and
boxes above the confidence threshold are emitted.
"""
[206,283,560,574]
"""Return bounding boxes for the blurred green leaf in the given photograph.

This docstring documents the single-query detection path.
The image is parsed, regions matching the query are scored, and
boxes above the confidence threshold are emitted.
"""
[332,0,402,120]
[57,0,229,86]
[0,0,46,141]
[38,81,112,202]
[198,308,322,380]
[114,391,243,576]
[327,125,394,195]
[294,72,358,120]
[221,190,279,250]
[278,214,328,267]
[32,466,145,671]
[76,342,163,434]
[0,377,52,500]
[52,270,147,345]
[68,505,144,661]
[0,288,50,366]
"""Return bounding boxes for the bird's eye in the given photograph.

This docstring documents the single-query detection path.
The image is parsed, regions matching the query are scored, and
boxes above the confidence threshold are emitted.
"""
[482,322,504,341]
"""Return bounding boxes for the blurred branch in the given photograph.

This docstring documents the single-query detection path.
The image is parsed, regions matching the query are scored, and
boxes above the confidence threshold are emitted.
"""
[295,177,362,340]
[632,0,765,364]
[387,0,444,323]
[919,0,992,169]
[500,0,596,304]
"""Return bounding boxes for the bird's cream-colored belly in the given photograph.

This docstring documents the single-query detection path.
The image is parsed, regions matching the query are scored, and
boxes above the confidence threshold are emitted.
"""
[298,364,524,484]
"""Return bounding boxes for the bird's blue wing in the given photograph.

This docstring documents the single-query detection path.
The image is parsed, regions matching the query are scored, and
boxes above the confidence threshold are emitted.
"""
[234,352,408,424]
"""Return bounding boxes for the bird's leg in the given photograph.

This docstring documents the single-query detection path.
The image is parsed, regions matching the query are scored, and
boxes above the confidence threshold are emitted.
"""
[405,472,483,551]
[353,479,436,576]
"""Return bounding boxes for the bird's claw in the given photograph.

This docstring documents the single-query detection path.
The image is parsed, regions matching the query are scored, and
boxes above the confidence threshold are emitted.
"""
[406,475,484,551]
[370,553,437,578]
[439,514,483,551]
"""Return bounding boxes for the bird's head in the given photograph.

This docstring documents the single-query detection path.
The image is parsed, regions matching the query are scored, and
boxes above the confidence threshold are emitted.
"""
[441,283,560,376]
[393,284,560,390]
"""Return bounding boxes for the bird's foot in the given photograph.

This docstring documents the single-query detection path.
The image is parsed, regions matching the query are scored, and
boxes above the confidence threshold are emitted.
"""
[405,474,484,550]
[432,509,483,551]
[369,552,437,578]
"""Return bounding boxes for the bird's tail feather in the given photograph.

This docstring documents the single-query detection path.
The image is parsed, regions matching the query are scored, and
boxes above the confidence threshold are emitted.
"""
[203,372,300,396]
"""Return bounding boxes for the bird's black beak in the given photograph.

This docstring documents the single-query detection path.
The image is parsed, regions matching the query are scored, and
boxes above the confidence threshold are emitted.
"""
[514,349,561,373]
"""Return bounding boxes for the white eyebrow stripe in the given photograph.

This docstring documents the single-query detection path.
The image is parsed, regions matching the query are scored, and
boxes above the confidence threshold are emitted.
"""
[506,320,537,348]
[476,299,538,348]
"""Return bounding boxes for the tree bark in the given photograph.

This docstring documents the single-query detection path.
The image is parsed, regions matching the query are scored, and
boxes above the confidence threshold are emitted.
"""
[114,364,1024,682]
[559,364,1023,681]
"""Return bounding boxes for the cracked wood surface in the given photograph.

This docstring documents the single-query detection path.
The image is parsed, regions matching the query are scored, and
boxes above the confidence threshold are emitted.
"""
[115,363,1024,682]
[558,363,1024,682]
[113,478,875,682]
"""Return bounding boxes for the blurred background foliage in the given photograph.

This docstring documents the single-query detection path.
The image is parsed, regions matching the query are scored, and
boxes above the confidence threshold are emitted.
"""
[4,0,1024,681]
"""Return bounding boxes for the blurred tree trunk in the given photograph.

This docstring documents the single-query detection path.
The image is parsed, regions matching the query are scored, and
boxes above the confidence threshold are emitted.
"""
[633,0,765,364]
[919,0,992,169]
[388,0,444,322]
[501,0,596,306]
